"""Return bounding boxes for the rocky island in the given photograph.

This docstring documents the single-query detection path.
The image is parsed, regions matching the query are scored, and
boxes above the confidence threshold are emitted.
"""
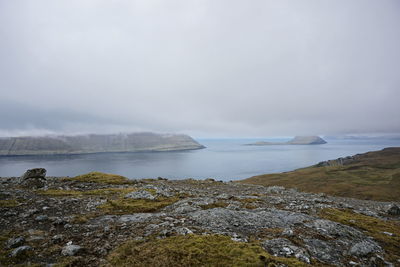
[0,132,205,156]
[0,148,399,266]
[246,136,327,146]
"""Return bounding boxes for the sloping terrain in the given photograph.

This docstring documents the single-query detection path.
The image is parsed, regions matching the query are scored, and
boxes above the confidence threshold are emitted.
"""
[240,147,400,201]
[1,171,399,266]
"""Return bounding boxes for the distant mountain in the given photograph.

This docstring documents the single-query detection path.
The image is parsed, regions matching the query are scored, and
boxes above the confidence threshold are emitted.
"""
[0,133,205,156]
[246,136,327,146]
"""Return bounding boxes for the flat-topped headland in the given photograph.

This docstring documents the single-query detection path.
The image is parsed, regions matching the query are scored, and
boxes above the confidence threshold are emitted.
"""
[0,132,205,156]
[246,135,327,146]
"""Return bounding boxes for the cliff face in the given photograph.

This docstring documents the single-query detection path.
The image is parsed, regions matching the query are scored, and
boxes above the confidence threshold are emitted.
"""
[0,133,205,156]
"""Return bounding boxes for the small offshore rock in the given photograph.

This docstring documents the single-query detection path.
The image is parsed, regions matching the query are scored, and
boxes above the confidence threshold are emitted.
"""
[387,204,400,215]
[10,246,32,257]
[6,237,25,249]
[61,244,83,256]
[125,190,155,200]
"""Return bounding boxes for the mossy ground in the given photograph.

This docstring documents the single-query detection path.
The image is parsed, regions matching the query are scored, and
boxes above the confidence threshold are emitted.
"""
[107,234,310,267]
[240,148,400,201]
[64,171,133,185]
[98,196,180,214]
[37,187,137,197]
[319,208,400,262]
[0,199,19,207]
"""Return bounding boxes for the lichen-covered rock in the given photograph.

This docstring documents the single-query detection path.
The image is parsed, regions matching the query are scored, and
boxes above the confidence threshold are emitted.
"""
[21,168,47,179]
[19,168,47,188]
[387,204,400,215]
[348,240,381,257]
[61,244,82,256]
[187,208,311,234]
[6,237,25,249]
[262,238,310,263]
[10,245,32,258]
[125,190,155,200]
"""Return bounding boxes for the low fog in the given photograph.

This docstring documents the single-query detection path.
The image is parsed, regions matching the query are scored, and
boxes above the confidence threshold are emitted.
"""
[1,0,399,138]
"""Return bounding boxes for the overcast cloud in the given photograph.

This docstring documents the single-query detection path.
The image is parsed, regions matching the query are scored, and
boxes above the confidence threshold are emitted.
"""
[0,0,399,138]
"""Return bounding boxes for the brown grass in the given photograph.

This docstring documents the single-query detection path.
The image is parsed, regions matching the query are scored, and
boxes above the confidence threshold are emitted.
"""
[64,171,133,185]
[107,234,311,267]
[319,208,400,262]
[240,148,400,201]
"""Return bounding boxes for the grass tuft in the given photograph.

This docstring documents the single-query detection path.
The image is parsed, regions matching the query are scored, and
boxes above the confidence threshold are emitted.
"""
[240,148,400,201]
[0,199,19,208]
[37,188,137,197]
[107,234,310,267]
[64,171,132,185]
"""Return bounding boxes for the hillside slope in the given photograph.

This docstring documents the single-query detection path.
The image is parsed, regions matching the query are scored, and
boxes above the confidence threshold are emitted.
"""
[240,147,400,201]
[0,133,205,156]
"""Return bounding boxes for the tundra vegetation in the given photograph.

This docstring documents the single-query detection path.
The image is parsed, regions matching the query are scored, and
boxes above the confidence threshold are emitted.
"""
[0,148,399,266]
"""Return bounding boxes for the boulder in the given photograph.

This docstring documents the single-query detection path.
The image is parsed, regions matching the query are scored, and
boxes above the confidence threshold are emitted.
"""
[10,246,32,258]
[6,237,25,249]
[21,168,47,179]
[348,240,381,257]
[20,168,47,188]
[61,244,82,256]
[387,204,400,215]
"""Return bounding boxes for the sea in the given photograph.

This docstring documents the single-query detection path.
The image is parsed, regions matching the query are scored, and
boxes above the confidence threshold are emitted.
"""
[0,138,399,181]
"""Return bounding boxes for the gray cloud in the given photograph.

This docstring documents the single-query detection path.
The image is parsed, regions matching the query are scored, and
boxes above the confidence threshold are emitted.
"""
[0,0,399,137]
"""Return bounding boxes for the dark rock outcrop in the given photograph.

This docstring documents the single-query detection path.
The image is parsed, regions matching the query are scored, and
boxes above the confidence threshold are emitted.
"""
[19,168,47,188]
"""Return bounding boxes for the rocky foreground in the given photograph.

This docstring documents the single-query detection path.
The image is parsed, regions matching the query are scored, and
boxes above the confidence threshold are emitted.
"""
[1,170,399,266]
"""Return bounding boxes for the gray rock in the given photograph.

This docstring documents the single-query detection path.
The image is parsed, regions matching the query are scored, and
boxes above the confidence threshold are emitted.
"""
[21,168,47,179]
[387,204,400,215]
[304,239,342,265]
[348,240,381,257]
[6,237,25,249]
[35,215,49,221]
[305,219,364,239]
[188,208,311,234]
[10,245,32,257]
[19,168,47,188]
[61,244,82,256]
[125,190,155,200]
[262,238,310,263]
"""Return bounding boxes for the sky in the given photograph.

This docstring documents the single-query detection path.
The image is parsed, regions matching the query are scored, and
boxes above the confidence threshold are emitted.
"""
[0,0,399,138]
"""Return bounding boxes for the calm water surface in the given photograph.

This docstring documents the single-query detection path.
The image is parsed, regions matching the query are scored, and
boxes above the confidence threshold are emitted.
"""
[1,138,399,181]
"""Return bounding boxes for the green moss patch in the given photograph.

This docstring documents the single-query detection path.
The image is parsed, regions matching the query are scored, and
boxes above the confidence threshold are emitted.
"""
[64,171,132,185]
[107,234,309,267]
[0,199,19,208]
[37,188,137,197]
[319,208,400,262]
